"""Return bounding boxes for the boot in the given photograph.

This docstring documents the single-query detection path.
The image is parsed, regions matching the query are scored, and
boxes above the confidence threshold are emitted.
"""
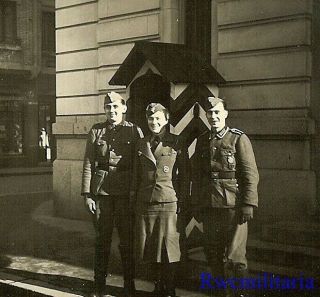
[152,263,165,297]
[119,245,136,297]
[92,210,110,297]
[89,280,107,297]
[92,249,108,297]
[163,263,176,297]
[234,264,250,297]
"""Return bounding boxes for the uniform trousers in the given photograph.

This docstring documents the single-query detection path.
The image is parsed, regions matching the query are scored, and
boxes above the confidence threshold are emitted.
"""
[201,208,248,279]
[93,195,134,290]
[135,201,181,264]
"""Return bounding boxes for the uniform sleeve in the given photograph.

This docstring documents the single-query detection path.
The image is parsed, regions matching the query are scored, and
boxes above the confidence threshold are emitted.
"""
[130,126,143,195]
[81,128,96,195]
[236,134,259,207]
[190,137,202,204]
[174,137,190,203]
[135,125,144,140]
[130,139,142,199]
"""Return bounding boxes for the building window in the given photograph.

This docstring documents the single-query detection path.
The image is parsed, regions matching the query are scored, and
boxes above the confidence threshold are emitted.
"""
[0,1,17,44]
[0,100,23,155]
[42,11,55,67]
[185,0,211,63]
[42,11,55,53]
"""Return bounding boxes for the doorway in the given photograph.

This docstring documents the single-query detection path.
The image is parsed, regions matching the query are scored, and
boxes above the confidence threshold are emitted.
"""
[128,72,170,134]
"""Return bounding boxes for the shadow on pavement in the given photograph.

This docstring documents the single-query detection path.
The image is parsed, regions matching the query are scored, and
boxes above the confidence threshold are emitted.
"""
[0,255,11,268]
[0,268,157,297]
[0,282,51,297]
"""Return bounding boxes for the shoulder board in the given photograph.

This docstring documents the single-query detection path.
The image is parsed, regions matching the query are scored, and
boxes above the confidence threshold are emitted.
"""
[123,121,134,127]
[92,122,106,129]
[230,128,244,135]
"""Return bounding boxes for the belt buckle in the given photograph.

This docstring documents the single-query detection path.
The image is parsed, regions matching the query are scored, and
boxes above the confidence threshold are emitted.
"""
[211,172,219,179]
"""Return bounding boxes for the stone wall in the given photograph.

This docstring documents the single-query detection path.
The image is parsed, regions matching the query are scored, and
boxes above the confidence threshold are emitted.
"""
[54,0,164,219]
[54,0,319,221]
[217,0,318,222]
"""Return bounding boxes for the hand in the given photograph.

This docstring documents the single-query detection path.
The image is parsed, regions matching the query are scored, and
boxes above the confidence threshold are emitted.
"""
[176,202,181,214]
[238,205,253,225]
[177,201,186,214]
[84,196,96,214]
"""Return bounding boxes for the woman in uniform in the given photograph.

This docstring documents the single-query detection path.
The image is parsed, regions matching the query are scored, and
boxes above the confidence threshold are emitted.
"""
[133,103,189,297]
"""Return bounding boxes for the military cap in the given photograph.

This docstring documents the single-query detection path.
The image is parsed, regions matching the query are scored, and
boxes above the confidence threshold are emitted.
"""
[104,91,126,105]
[145,103,168,117]
[204,96,225,111]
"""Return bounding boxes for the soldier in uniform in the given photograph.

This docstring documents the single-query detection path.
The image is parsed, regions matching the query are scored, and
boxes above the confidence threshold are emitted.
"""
[81,91,143,297]
[192,97,259,297]
[133,103,189,297]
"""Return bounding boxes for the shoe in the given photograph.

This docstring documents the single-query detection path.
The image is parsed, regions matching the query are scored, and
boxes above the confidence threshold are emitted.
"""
[88,286,109,297]
[153,280,165,297]
[164,288,176,297]
[123,279,136,297]
[88,292,108,297]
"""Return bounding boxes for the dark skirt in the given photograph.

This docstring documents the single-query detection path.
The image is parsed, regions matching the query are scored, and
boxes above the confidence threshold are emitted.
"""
[135,202,181,263]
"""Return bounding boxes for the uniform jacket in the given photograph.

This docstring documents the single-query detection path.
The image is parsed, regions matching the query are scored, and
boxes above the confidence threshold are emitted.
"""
[81,120,143,196]
[192,126,259,208]
[134,132,190,204]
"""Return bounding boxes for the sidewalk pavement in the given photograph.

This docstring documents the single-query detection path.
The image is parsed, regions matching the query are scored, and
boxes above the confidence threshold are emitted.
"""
[0,195,206,297]
[0,195,318,297]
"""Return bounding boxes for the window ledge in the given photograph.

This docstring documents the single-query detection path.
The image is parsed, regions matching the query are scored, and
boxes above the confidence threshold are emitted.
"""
[0,166,53,177]
[0,42,22,51]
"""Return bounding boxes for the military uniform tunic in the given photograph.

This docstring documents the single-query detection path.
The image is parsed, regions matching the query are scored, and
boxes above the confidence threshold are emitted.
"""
[192,126,259,277]
[81,120,143,289]
[82,120,143,196]
[134,132,189,263]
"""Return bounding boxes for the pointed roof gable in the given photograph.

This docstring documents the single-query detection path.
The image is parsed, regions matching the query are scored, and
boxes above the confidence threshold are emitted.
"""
[109,41,225,86]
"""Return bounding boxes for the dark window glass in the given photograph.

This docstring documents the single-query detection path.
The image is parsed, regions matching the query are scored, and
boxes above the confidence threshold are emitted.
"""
[42,11,55,53]
[0,100,23,155]
[185,0,211,63]
[0,1,17,44]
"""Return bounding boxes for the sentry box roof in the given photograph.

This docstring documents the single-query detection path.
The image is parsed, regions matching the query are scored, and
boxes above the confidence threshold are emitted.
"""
[109,41,225,86]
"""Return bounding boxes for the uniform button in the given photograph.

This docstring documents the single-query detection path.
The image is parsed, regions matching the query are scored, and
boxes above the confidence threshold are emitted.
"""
[112,138,115,141]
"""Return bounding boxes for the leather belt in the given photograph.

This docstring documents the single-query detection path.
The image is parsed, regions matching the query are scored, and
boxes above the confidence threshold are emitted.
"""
[210,171,235,179]
[96,165,127,172]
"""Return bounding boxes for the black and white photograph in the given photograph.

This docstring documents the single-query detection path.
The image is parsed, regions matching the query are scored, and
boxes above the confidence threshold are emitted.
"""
[0,0,319,296]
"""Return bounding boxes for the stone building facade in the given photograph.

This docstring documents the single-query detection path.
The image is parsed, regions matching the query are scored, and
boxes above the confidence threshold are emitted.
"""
[54,0,320,229]
[0,0,55,199]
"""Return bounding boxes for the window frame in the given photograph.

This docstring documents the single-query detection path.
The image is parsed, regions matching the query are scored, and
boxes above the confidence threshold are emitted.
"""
[41,10,55,54]
[0,0,18,45]
[0,98,24,157]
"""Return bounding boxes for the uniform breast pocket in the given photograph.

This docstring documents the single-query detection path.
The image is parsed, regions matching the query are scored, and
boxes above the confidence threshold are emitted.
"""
[161,151,177,163]
[220,148,236,170]
[116,140,132,156]
[91,169,107,195]
[95,140,108,157]
[159,151,176,175]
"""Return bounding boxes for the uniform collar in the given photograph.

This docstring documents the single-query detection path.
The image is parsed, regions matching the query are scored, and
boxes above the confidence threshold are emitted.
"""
[150,127,167,142]
[210,126,229,139]
[106,119,126,130]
